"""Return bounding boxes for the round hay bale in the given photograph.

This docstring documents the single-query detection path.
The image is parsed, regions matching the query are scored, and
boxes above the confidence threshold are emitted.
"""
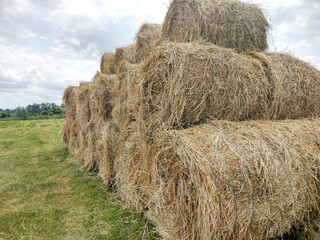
[138,42,320,137]
[81,119,101,172]
[148,119,320,240]
[248,51,320,120]
[135,23,162,63]
[114,44,136,69]
[163,0,270,52]
[61,86,80,155]
[62,86,78,121]
[90,72,116,121]
[98,120,119,187]
[80,73,117,172]
[112,61,141,130]
[100,52,116,75]
[75,121,91,166]
[113,122,150,212]
[76,81,92,127]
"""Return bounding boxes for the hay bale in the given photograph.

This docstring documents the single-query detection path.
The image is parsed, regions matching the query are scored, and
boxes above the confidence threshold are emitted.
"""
[100,52,116,75]
[114,44,136,68]
[76,121,91,167]
[61,86,80,155]
[80,73,117,172]
[76,81,92,127]
[163,0,270,52]
[90,72,116,121]
[135,23,162,63]
[98,120,119,187]
[81,119,101,172]
[138,42,320,137]
[112,61,141,130]
[62,86,78,121]
[113,122,150,212]
[248,51,320,119]
[148,119,320,240]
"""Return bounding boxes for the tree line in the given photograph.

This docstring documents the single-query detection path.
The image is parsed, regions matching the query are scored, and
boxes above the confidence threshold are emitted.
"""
[0,102,65,119]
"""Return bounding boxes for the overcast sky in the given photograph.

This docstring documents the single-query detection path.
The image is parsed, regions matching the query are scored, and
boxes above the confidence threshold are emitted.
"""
[0,0,319,109]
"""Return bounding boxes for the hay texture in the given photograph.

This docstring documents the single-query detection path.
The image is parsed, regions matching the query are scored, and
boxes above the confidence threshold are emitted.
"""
[81,73,117,173]
[163,0,270,52]
[135,23,162,63]
[112,61,140,130]
[98,120,119,187]
[100,52,116,75]
[76,81,92,127]
[113,122,149,212]
[248,51,320,120]
[61,86,80,155]
[90,72,116,121]
[139,42,320,136]
[148,119,320,240]
[114,44,136,68]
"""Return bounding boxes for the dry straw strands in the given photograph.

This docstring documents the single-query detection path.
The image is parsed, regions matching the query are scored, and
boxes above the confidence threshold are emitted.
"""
[76,81,92,127]
[248,51,320,120]
[135,23,162,63]
[148,119,320,240]
[114,44,136,68]
[163,0,270,52]
[112,61,140,130]
[139,42,320,136]
[90,72,116,121]
[81,73,116,172]
[113,122,150,212]
[100,52,116,75]
[98,120,119,187]
[62,86,78,120]
[61,86,80,155]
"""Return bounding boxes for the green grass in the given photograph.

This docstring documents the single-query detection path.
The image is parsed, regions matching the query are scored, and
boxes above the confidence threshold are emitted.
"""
[0,119,159,240]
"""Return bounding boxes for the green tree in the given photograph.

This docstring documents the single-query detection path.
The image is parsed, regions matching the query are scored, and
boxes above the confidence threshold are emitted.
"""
[0,112,8,118]
[51,107,62,114]
[41,110,49,116]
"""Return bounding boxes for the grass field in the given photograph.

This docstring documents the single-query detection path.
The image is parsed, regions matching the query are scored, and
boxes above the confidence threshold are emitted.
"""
[0,119,158,240]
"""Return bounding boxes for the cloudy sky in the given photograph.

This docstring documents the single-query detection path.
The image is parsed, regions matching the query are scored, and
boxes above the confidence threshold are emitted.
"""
[0,0,319,109]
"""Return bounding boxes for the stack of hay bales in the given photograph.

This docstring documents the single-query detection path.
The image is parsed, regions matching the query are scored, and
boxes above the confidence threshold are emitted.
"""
[61,86,79,155]
[61,0,320,239]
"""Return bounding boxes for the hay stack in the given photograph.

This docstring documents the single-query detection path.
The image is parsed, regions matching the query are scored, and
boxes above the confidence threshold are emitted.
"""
[135,23,162,63]
[114,44,136,68]
[81,73,117,172]
[112,61,140,130]
[138,42,320,137]
[100,52,116,75]
[113,122,150,212]
[62,86,78,121]
[148,119,320,240]
[61,86,80,155]
[163,0,270,52]
[76,81,92,127]
[98,120,119,187]
[90,72,116,121]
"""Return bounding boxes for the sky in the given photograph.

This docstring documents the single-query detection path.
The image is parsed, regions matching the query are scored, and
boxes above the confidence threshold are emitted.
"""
[0,0,319,109]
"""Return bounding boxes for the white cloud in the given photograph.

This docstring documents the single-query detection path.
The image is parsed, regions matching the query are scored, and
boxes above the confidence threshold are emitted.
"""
[0,0,319,109]
[0,44,99,108]
[20,30,36,38]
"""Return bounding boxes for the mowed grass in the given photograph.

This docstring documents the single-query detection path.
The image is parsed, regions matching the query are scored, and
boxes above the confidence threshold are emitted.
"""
[0,119,159,240]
